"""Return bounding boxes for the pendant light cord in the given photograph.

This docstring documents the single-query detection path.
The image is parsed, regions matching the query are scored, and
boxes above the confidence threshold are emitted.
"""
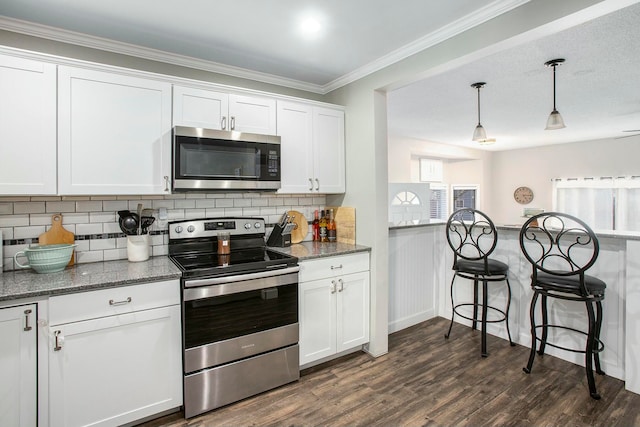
[477,86,482,125]
[552,64,557,111]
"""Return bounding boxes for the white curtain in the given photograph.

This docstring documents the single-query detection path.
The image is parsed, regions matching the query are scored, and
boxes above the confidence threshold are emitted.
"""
[553,176,640,231]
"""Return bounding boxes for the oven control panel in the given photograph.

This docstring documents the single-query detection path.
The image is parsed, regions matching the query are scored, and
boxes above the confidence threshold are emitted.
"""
[169,217,265,240]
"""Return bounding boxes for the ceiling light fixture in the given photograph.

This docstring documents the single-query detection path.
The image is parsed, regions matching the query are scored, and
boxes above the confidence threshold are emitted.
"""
[544,58,566,130]
[471,82,487,142]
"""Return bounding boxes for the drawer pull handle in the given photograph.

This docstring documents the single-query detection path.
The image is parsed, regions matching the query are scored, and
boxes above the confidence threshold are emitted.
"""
[24,309,32,331]
[109,297,132,306]
[54,330,63,351]
[330,264,343,270]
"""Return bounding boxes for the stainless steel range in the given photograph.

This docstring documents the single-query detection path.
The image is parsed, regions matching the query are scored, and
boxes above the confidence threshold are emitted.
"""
[168,217,300,418]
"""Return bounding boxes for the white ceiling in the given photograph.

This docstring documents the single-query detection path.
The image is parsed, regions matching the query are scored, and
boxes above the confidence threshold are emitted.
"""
[0,0,638,151]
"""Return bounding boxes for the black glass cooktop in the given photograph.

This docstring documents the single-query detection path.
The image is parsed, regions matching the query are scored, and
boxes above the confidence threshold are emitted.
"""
[170,247,297,279]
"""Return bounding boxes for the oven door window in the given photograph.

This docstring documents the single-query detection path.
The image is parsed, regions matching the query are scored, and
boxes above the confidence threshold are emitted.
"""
[184,283,297,349]
[178,138,260,179]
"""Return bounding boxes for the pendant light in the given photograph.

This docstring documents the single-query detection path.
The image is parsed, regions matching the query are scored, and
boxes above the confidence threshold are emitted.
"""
[545,58,566,130]
[471,82,487,141]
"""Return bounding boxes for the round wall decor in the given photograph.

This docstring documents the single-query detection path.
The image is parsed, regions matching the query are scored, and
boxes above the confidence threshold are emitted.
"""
[513,186,534,204]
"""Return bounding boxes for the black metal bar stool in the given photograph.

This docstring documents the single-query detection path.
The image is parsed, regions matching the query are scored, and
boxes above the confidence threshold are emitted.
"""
[444,208,515,357]
[519,212,606,399]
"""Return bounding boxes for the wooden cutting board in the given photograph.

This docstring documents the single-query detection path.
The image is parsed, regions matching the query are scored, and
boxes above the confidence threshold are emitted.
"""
[326,206,356,244]
[38,214,76,265]
[287,210,308,244]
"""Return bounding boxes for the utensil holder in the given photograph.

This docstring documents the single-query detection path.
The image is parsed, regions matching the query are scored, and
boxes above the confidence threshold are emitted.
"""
[127,234,150,262]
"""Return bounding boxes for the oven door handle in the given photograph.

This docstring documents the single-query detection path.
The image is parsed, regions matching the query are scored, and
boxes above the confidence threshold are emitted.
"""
[183,266,300,300]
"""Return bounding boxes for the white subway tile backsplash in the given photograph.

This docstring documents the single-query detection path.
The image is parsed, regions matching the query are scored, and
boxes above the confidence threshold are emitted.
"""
[76,200,103,212]
[0,215,29,227]
[215,199,234,208]
[175,199,196,209]
[46,201,76,213]
[0,203,13,215]
[195,199,216,209]
[103,200,129,212]
[15,226,46,239]
[76,223,103,235]
[0,192,326,272]
[13,202,45,214]
[90,238,117,251]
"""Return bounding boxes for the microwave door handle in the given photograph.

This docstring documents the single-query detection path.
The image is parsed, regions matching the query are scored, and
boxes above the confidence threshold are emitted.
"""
[221,116,227,130]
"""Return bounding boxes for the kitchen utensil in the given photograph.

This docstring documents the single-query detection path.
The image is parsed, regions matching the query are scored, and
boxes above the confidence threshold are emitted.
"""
[287,210,308,244]
[119,213,139,235]
[38,214,76,265]
[141,216,155,234]
[137,203,143,236]
[14,243,77,273]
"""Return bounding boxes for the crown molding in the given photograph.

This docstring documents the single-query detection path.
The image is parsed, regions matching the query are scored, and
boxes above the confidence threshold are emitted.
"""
[322,0,530,92]
[0,0,528,95]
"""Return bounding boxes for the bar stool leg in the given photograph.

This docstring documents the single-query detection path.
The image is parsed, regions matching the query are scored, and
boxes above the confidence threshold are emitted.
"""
[445,274,457,339]
[585,300,601,400]
[537,295,549,356]
[481,280,488,357]
[594,300,605,376]
[523,291,540,374]
[472,279,479,331]
[505,278,515,346]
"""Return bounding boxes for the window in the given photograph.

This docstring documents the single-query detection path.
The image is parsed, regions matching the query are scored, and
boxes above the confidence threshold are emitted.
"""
[419,158,443,182]
[553,176,640,231]
[452,185,478,221]
[430,184,448,221]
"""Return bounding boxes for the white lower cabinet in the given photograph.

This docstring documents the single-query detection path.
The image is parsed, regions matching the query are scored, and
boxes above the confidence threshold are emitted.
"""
[299,253,370,366]
[47,280,182,427]
[0,304,37,427]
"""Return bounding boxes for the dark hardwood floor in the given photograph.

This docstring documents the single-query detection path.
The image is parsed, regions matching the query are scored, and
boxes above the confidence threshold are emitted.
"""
[139,317,640,426]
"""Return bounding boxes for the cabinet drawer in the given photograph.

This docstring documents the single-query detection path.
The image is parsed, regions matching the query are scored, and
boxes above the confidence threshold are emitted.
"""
[49,279,180,325]
[299,252,370,282]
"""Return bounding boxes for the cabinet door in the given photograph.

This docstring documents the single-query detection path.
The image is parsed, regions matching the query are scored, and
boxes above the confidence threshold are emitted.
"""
[0,304,37,427]
[173,85,229,129]
[299,278,336,365]
[48,305,182,427]
[313,107,345,193]
[276,101,315,194]
[58,66,172,195]
[336,271,370,352]
[0,55,56,195]
[228,94,276,134]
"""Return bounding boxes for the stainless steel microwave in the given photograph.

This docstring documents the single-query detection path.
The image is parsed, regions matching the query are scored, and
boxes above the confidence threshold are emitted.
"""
[172,126,281,191]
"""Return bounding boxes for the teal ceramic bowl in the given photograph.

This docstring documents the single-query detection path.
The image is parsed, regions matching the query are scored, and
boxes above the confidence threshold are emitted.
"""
[14,244,76,273]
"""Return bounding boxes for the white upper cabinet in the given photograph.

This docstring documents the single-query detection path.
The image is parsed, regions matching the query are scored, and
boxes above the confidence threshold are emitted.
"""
[58,66,172,195]
[172,86,229,129]
[173,86,276,134]
[0,55,57,195]
[277,101,345,194]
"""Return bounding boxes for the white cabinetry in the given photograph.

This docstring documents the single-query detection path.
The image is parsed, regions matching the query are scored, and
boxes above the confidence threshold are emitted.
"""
[298,253,370,365]
[173,85,276,134]
[0,55,56,195]
[277,101,345,194]
[58,66,172,195]
[48,280,182,427]
[0,304,37,427]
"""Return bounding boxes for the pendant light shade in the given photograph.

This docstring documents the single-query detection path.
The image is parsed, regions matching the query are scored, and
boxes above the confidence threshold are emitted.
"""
[545,58,566,130]
[471,82,487,141]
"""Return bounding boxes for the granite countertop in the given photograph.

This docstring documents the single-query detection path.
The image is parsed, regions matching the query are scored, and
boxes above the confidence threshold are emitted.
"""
[269,241,371,260]
[1,243,370,303]
[388,220,445,230]
[0,256,181,302]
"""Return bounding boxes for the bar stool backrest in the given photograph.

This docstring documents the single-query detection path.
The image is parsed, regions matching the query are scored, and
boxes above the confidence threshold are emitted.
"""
[519,212,599,282]
[446,208,498,270]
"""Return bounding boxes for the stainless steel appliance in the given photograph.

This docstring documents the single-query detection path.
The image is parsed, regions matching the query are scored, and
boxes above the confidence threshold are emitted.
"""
[172,126,281,191]
[168,217,299,418]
